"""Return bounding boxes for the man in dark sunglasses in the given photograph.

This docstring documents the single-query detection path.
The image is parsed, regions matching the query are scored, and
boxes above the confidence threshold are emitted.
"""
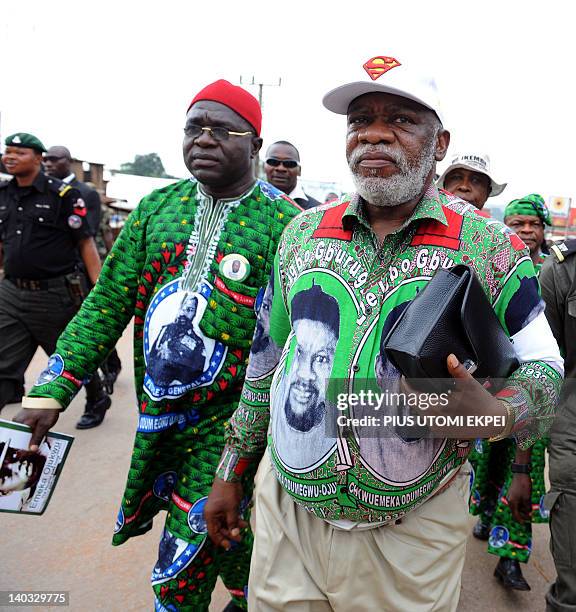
[264,141,321,209]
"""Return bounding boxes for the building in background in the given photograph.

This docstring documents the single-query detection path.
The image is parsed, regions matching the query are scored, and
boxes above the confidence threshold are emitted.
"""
[547,196,576,240]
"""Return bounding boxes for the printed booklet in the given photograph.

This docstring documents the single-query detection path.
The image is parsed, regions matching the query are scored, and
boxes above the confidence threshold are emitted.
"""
[0,418,74,515]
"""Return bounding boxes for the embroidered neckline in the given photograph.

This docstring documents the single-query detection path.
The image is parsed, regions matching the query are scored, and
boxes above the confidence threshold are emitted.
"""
[180,182,257,291]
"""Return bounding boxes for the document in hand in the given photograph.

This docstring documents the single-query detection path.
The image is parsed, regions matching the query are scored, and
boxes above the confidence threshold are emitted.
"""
[0,418,74,515]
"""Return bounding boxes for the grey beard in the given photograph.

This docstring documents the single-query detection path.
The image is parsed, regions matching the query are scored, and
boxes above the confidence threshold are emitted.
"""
[348,137,437,208]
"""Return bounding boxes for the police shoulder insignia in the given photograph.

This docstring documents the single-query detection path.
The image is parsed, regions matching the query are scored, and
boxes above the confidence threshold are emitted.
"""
[73,198,87,217]
[551,239,576,263]
[58,184,72,198]
[363,56,401,80]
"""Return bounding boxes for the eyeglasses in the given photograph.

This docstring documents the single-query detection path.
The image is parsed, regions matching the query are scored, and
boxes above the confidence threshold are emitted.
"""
[183,124,253,142]
[265,158,299,169]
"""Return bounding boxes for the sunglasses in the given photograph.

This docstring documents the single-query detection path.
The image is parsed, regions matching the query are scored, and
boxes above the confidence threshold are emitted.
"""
[265,158,299,169]
[43,155,67,162]
[183,124,253,142]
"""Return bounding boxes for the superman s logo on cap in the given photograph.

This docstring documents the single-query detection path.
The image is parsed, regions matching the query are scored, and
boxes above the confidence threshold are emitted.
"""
[363,56,401,80]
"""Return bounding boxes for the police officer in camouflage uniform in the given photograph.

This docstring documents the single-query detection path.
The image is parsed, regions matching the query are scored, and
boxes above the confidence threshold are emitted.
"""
[0,133,110,425]
[540,239,576,611]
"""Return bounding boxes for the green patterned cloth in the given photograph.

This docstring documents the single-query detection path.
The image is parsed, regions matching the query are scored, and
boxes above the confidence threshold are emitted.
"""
[28,177,300,610]
[469,253,550,564]
[469,437,548,563]
[504,193,551,226]
[218,186,562,526]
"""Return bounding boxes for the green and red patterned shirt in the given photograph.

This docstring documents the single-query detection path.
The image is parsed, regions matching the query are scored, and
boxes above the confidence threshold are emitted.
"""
[218,185,563,524]
[27,177,300,543]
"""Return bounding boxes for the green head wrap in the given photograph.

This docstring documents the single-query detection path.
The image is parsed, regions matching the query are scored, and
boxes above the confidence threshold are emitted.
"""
[504,193,551,226]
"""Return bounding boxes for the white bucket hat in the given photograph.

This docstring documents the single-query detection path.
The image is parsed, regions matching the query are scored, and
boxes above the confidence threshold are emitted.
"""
[437,153,507,197]
[322,55,444,124]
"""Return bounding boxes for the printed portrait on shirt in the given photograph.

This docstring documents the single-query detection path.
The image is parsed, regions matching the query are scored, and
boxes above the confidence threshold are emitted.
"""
[247,272,283,379]
[147,292,206,385]
[353,292,446,486]
[143,279,227,400]
[271,283,339,472]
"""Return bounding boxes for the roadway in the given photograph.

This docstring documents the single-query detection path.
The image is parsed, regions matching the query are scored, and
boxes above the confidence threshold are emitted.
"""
[1,325,556,611]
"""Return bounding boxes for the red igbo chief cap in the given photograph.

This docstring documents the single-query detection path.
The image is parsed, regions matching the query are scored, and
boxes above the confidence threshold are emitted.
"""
[187,79,262,136]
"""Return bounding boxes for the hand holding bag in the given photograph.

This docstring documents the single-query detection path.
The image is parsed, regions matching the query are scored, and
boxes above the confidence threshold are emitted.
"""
[383,264,518,390]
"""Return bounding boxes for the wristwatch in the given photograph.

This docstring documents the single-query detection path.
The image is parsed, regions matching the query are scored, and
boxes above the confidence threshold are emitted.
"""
[511,463,531,474]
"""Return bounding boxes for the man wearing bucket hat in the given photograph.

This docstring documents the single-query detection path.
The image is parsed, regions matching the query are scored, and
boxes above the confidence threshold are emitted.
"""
[469,194,552,591]
[14,82,301,611]
[437,152,507,209]
[206,56,562,610]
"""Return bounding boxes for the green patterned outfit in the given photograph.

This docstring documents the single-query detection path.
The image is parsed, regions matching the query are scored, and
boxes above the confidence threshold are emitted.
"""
[469,253,549,564]
[217,186,561,527]
[28,178,300,611]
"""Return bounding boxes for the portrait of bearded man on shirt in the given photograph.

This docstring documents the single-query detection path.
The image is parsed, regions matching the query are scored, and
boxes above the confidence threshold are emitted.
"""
[272,284,340,471]
[146,292,207,386]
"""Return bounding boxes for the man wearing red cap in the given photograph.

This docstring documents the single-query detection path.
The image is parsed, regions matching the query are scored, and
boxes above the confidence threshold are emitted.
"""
[15,80,301,611]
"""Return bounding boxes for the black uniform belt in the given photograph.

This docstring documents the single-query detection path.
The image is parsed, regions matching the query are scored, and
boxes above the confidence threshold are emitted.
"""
[6,275,69,291]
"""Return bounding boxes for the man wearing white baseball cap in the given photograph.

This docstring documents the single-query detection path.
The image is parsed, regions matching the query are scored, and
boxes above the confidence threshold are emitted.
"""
[206,54,561,612]
[437,152,507,209]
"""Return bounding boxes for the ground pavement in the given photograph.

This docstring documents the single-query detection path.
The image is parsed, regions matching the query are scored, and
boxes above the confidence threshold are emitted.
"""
[1,325,556,611]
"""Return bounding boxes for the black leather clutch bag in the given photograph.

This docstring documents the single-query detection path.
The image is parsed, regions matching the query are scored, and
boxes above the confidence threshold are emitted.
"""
[383,264,518,389]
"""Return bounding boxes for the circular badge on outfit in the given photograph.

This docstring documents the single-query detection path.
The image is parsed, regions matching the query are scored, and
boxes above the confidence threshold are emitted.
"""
[488,525,509,549]
[153,471,177,501]
[254,286,265,313]
[114,506,125,533]
[219,254,251,282]
[187,496,208,534]
[35,354,65,386]
[539,495,550,519]
[471,489,481,507]
[67,214,82,229]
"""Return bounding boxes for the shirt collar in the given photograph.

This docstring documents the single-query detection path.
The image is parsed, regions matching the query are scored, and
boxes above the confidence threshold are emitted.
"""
[196,180,258,203]
[29,172,48,193]
[62,173,76,184]
[342,182,449,232]
[288,182,307,201]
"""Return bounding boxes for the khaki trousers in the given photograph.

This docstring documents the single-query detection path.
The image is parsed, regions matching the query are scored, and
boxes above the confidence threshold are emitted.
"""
[248,454,472,612]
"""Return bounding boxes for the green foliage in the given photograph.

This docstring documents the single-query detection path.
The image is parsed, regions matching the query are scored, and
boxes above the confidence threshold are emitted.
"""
[118,153,173,178]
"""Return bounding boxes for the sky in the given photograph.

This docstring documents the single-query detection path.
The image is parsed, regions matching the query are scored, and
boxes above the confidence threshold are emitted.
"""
[1,0,575,209]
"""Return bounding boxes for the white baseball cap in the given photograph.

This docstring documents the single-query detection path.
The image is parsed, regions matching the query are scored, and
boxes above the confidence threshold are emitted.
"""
[437,153,507,197]
[322,55,444,124]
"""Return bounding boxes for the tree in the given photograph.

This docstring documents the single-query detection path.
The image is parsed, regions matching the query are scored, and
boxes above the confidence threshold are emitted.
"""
[118,153,173,178]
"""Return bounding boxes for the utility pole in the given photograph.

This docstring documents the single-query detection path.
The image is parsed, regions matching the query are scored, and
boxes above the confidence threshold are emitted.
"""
[239,75,282,112]
[239,76,282,179]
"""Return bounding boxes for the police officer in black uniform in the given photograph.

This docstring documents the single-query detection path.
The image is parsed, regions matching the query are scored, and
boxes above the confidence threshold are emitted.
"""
[44,145,123,395]
[0,132,111,428]
[540,239,576,611]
